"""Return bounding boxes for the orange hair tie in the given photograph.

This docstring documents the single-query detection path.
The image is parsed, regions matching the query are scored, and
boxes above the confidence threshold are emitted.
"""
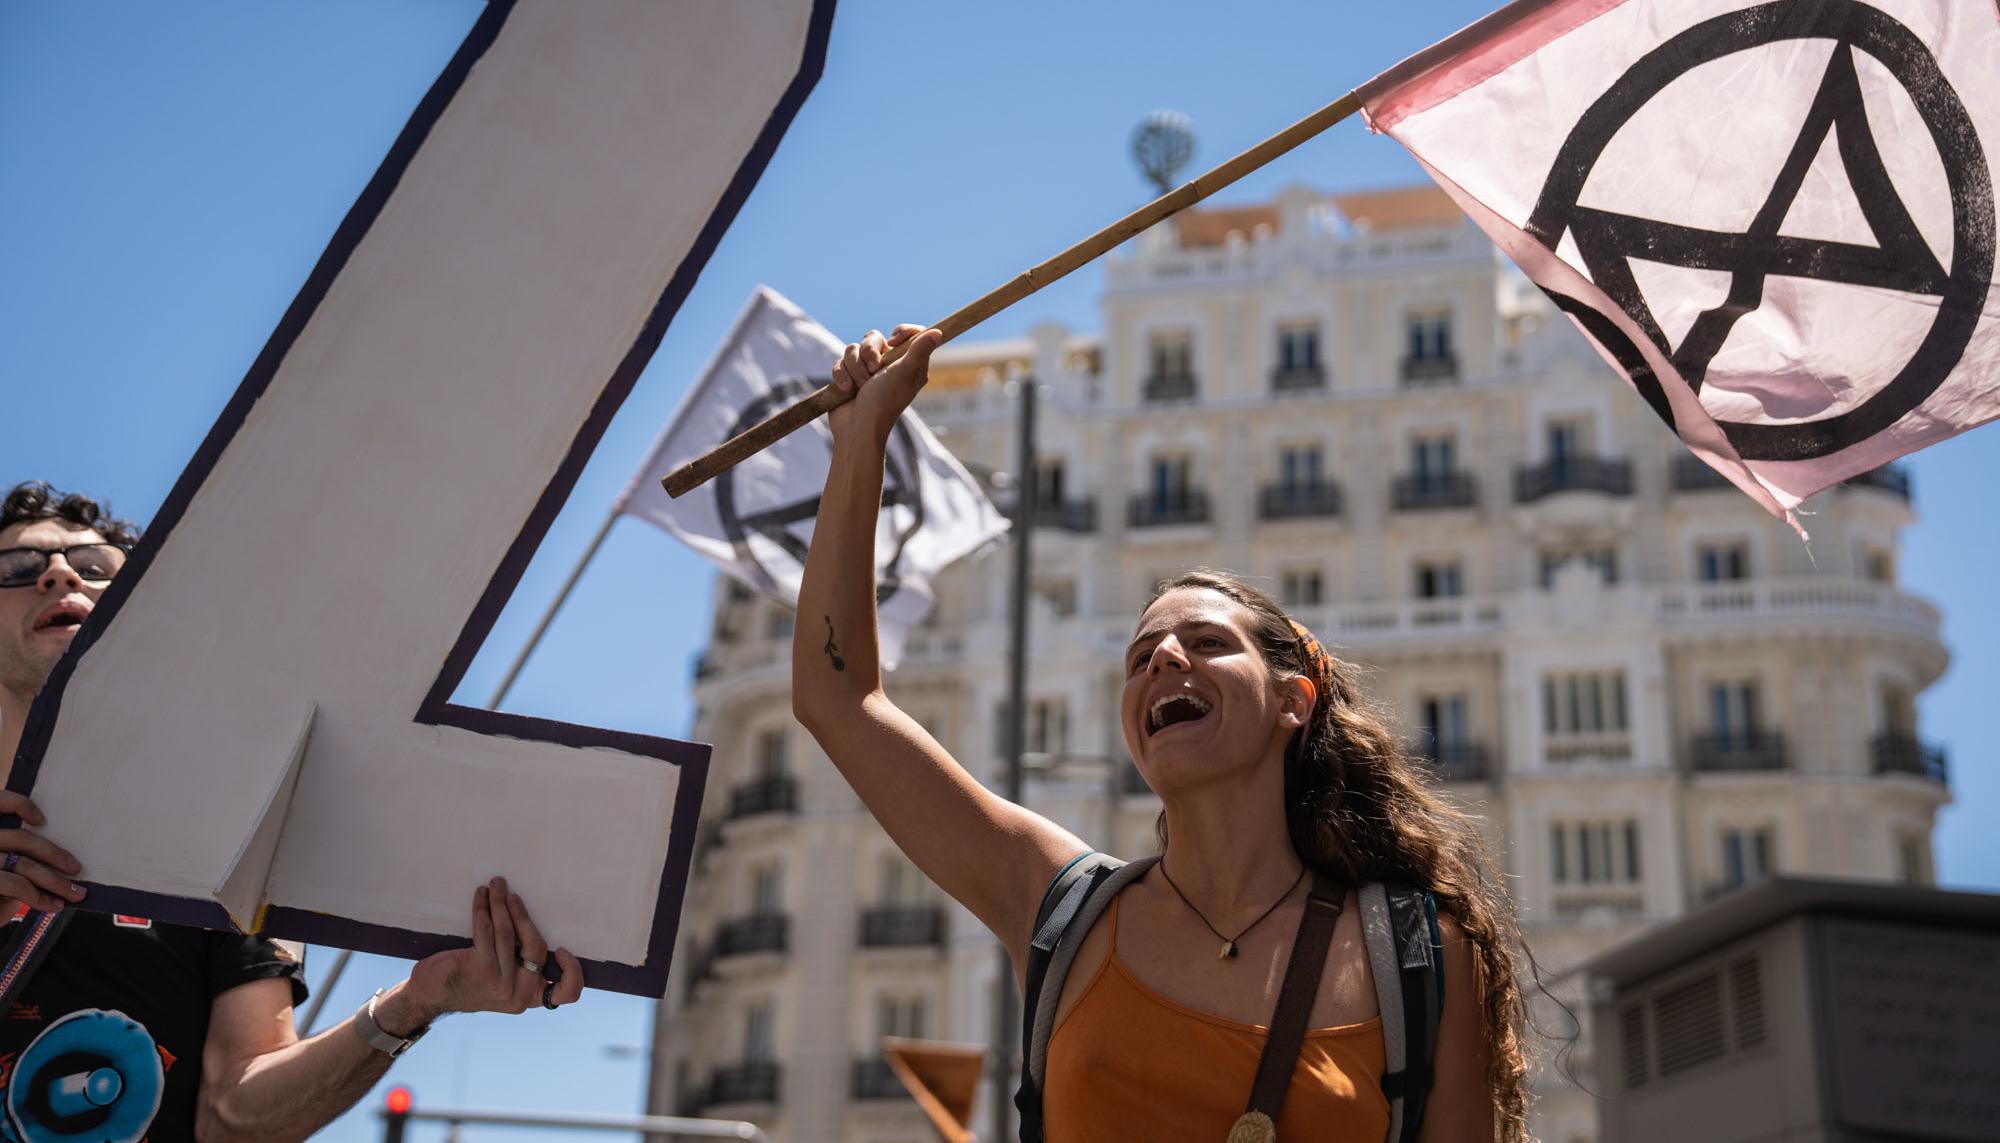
[1288,620,1337,712]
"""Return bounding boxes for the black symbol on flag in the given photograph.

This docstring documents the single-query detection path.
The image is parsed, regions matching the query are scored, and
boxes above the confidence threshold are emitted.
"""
[714,376,926,604]
[1526,0,1994,462]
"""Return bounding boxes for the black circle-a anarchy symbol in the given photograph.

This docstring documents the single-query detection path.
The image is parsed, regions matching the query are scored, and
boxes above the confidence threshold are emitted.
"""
[1526,0,1994,462]
[713,377,926,605]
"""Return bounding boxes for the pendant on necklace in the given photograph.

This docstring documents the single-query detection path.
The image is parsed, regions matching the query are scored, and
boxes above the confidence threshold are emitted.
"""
[1221,940,1238,959]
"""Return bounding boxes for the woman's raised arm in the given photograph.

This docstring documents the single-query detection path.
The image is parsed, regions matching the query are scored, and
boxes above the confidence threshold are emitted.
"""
[790,324,1083,969]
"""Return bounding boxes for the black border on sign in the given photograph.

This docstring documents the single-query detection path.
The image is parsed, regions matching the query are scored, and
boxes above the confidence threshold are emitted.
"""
[7,0,839,997]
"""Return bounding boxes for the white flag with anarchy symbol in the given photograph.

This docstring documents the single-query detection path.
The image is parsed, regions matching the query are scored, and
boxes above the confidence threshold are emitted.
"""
[1361,0,2000,526]
[619,286,1008,666]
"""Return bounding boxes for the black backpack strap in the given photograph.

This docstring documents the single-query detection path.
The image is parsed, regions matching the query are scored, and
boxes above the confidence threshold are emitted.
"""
[1380,886,1445,1143]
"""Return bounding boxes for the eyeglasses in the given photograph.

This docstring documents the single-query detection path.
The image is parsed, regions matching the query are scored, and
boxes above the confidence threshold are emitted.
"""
[0,544,129,589]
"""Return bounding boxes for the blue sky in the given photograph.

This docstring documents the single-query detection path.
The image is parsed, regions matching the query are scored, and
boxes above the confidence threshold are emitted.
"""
[4,3,1994,1139]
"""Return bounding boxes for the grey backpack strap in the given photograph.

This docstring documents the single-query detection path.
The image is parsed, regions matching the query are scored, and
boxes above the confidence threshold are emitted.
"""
[1025,855,1155,1093]
[1359,883,1409,1142]
[1363,883,1446,1143]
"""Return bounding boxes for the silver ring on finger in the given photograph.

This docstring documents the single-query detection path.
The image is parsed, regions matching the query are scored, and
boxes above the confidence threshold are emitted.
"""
[518,955,543,975]
[2,854,17,874]
[541,980,559,1010]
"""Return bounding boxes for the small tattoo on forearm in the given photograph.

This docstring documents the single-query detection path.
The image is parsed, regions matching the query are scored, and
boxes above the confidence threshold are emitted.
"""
[823,616,846,671]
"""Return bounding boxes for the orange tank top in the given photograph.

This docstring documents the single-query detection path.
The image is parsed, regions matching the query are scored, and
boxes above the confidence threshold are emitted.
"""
[1043,895,1389,1142]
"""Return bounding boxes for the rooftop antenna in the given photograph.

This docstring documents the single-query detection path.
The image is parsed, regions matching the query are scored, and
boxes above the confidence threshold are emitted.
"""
[1131,109,1195,196]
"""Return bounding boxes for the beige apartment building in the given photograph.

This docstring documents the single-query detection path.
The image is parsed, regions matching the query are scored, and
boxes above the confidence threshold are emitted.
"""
[650,185,1951,1143]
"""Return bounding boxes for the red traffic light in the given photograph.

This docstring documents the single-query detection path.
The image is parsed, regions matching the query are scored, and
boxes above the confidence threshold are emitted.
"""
[384,1086,413,1116]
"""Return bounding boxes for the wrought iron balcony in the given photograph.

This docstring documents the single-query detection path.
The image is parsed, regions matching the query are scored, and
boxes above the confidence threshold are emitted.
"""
[704,1060,781,1107]
[727,774,797,820]
[1399,353,1459,385]
[1843,464,1913,502]
[1873,732,1948,783]
[1259,480,1343,520]
[1392,471,1478,511]
[1269,363,1327,392]
[1415,739,1491,783]
[713,913,789,958]
[1514,454,1633,502]
[859,905,944,948]
[1032,495,1098,533]
[1671,453,1733,492]
[1690,730,1788,772]
[1142,372,1198,403]
[1128,489,1211,528]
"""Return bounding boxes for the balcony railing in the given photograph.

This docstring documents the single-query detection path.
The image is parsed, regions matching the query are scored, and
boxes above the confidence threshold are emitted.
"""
[1873,732,1948,783]
[1031,494,1098,533]
[704,1060,781,1107]
[727,774,797,820]
[859,905,944,948]
[1270,363,1327,393]
[1514,454,1634,502]
[1259,480,1343,520]
[1690,730,1789,772]
[1671,454,1733,492]
[1415,739,1491,782]
[1128,490,1211,529]
[1392,471,1478,511]
[1142,372,1198,403]
[1551,888,1645,921]
[713,913,789,958]
[1399,353,1459,385]
[1843,464,1913,502]
[852,1058,907,1101]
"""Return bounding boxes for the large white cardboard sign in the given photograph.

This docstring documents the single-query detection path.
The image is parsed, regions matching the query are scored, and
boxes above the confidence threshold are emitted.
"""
[7,0,835,996]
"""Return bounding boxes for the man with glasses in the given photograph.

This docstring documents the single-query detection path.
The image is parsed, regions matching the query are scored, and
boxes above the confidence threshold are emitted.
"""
[0,481,585,1142]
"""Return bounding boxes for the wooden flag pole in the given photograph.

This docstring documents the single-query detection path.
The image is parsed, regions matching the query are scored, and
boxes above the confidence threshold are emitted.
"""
[660,91,1363,498]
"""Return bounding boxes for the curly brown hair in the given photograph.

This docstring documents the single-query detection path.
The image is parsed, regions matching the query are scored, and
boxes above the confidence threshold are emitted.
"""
[1148,569,1533,1142]
[0,482,141,548]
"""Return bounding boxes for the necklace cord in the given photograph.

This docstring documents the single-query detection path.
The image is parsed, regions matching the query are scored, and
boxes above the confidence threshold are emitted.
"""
[1159,862,1308,954]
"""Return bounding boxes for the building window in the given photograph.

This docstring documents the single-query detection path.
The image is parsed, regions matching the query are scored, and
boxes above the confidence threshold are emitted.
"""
[744,1002,775,1062]
[877,995,926,1041]
[1410,432,1458,481]
[1546,416,1592,465]
[1721,826,1774,887]
[1880,683,1916,735]
[755,729,788,779]
[1281,568,1324,607]
[1033,576,1078,618]
[1697,542,1750,582]
[1552,818,1642,884]
[1860,545,1895,584]
[751,865,783,917]
[1150,455,1193,512]
[766,607,795,640]
[1146,330,1196,400]
[995,697,1071,756]
[1541,546,1619,587]
[1543,670,1630,735]
[1279,444,1323,492]
[1278,322,1321,372]
[1896,833,1931,884]
[1415,559,1464,599]
[1033,457,1067,509]
[1708,681,1761,737]
[879,854,929,906]
[1407,309,1452,361]
[1420,694,1469,747]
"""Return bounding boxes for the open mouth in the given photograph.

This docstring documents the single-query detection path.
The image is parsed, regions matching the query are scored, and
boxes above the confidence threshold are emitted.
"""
[33,603,90,633]
[1146,692,1213,737]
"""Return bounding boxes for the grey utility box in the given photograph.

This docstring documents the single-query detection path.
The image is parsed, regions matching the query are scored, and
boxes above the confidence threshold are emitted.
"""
[1586,877,2000,1143]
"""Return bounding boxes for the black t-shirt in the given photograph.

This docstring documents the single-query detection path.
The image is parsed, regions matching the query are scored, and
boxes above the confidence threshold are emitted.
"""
[0,910,308,1143]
